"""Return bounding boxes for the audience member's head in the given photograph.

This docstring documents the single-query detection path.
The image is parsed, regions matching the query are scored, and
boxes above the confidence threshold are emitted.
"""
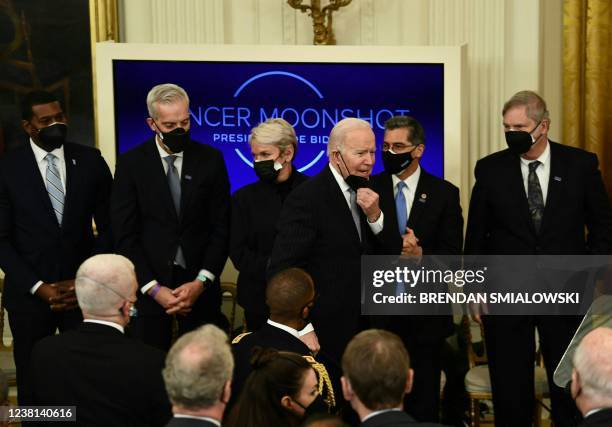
[302,412,348,427]
[228,349,325,427]
[571,327,612,415]
[341,329,413,420]
[74,254,137,326]
[266,268,316,330]
[163,324,233,421]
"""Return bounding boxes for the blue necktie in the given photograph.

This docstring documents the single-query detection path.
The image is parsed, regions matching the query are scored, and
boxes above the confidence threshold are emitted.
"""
[45,153,64,225]
[395,181,408,296]
[164,155,186,268]
[395,181,408,235]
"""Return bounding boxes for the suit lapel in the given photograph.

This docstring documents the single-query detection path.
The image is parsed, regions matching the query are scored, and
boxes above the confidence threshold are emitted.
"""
[540,142,566,235]
[407,170,430,230]
[145,141,179,222]
[506,152,535,234]
[322,167,362,245]
[62,145,77,224]
[179,142,197,222]
[378,172,400,233]
[24,146,59,227]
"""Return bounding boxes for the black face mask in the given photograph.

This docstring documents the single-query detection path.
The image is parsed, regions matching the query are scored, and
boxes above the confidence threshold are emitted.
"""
[505,121,542,155]
[254,159,282,183]
[382,147,417,175]
[34,122,67,152]
[337,153,369,191]
[296,394,329,419]
[154,122,190,153]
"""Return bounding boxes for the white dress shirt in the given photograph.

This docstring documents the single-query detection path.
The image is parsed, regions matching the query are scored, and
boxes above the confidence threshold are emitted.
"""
[328,164,383,235]
[520,140,550,204]
[266,319,315,338]
[83,319,125,334]
[391,165,421,232]
[174,415,221,426]
[30,139,67,294]
[141,140,214,294]
[361,407,403,422]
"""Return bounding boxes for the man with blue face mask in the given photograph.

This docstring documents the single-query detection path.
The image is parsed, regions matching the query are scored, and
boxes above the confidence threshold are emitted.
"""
[370,115,463,424]
[465,90,612,427]
[0,90,113,405]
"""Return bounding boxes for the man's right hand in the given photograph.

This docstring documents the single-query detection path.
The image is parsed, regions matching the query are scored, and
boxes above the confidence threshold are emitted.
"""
[149,285,187,314]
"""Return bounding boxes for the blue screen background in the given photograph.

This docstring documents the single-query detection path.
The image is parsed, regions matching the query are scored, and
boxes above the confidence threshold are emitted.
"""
[113,60,444,192]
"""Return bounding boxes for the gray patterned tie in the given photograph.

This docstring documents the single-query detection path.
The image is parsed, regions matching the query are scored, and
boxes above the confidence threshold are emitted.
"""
[45,153,64,225]
[348,188,362,241]
[164,155,186,267]
[527,160,544,233]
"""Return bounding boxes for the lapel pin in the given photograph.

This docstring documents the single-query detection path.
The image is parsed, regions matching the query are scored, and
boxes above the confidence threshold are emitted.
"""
[554,176,562,182]
[72,159,76,165]
[418,193,427,203]
[185,175,192,181]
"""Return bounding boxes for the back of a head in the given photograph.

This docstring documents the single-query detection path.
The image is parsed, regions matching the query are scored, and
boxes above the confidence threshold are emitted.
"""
[302,413,348,427]
[266,268,315,321]
[21,90,60,121]
[342,329,410,411]
[75,254,136,317]
[163,324,233,411]
[228,349,311,427]
[573,327,612,403]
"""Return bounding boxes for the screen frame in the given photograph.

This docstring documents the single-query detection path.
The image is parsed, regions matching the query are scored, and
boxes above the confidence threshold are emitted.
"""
[95,42,468,203]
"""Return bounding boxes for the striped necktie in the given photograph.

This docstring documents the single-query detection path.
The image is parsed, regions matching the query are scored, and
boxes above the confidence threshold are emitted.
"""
[45,153,64,225]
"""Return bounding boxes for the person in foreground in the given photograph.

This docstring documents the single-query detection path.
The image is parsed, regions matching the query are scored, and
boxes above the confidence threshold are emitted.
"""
[571,327,612,427]
[341,329,447,427]
[29,254,171,426]
[163,324,233,427]
[227,348,329,427]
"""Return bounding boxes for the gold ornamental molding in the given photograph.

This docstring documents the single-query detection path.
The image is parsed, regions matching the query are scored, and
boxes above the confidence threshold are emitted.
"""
[287,0,352,45]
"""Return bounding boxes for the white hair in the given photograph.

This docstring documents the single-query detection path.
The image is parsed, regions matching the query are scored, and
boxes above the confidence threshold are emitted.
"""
[573,327,612,400]
[249,118,297,157]
[327,118,372,157]
[163,325,234,410]
[75,254,136,317]
[146,83,190,120]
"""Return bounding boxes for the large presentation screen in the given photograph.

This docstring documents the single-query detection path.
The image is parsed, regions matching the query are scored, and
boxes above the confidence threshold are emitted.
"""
[96,44,466,195]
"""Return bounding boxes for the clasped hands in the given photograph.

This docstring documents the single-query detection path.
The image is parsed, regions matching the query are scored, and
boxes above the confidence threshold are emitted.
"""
[35,280,78,312]
[150,280,205,316]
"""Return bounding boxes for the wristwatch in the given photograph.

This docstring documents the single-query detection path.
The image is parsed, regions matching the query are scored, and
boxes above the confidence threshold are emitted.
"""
[196,272,209,286]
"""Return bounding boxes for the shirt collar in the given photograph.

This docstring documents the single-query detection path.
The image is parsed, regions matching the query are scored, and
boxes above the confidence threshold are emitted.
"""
[174,415,221,426]
[328,163,351,193]
[30,138,65,164]
[520,140,550,167]
[83,319,124,334]
[155,137,184,160]
[361,407,403,422]
[391,165,421,190]
[266,319,300,339]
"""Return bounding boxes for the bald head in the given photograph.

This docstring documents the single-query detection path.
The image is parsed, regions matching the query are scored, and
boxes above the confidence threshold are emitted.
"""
[573,327,612,410]
[266,268,315,321]
[75,254,137,317]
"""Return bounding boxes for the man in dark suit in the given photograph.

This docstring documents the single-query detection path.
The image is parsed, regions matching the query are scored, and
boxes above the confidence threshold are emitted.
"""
[29,254,172,426]
[163,324,233,427]
[111,83,230,351]
[370,116,463,422]
[341,329,447,427]
[0,90,112,404]
[465,90,612,427]
[571,327,612,427]
[268,118,398,364]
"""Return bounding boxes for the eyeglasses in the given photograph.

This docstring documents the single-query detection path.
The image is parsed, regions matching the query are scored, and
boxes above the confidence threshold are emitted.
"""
[382,142,418,152]
[79,276,138,317]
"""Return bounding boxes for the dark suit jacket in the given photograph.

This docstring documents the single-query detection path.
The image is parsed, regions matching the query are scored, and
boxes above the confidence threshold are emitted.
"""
[360,410,447,427]
[111,138,230,314]
[579,408,612,427]
[268,165,398,360]
[166,417,219,427]
[370,168,463,340]
[231,322,312,398]
[230,170,307,315]
[465,142,612,255]
[29,322,172,426]
[0,142,112,312]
